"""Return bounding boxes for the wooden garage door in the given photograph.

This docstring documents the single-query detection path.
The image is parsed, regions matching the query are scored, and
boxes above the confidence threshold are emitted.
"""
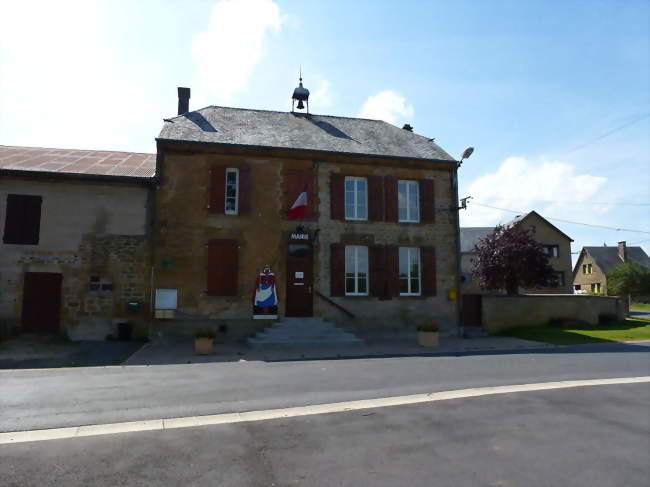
[22,272,63,334]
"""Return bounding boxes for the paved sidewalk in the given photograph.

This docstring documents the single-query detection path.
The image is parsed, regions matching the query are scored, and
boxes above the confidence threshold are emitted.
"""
[125,335,553,365]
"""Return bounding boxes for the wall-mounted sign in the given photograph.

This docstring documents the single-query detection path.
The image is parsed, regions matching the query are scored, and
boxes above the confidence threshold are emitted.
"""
[295,272,304,279]
[155,289,177,310]
[290,233,309,240]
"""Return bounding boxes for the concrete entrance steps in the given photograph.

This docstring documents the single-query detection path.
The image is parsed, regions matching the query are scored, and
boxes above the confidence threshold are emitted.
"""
[247,317,365,349]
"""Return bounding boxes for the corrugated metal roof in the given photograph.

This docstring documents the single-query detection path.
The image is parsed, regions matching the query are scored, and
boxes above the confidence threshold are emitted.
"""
[0,145,156,178]
[158,106,456,162]
[584,246,650,274]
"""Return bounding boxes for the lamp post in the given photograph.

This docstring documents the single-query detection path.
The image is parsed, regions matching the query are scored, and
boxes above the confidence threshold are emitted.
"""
[454,147,474,338]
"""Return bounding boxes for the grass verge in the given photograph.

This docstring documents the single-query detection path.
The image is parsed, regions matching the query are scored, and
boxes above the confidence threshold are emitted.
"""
[631,302,650,311]
[498,317,650,345]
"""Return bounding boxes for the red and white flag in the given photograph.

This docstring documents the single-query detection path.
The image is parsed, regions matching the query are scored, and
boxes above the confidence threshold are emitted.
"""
[288,189,308,220]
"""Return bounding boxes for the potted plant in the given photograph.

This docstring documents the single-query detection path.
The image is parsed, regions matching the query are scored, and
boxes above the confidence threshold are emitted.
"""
[194,328,216,355]
[416,323,439,347]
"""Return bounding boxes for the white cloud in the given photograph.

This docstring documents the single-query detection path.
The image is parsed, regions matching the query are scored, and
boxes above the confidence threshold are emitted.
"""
[358,90,414,125]
[191,0,283,105]
[311,78,332,109]
[461,156,608,227]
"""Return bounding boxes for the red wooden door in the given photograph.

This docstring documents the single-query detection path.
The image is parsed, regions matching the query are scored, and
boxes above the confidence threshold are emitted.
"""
[22,272,63,333]
[285,243,313,317]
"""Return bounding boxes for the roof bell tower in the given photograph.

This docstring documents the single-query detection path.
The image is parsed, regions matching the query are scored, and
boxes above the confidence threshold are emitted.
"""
[291,70,310,113]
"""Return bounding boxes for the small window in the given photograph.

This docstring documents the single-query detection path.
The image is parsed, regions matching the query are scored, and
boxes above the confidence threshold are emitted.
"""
[587,263,592,274]
[398,180,420,222]
[399,247,421,296]
[344,177,367,221]
[591,282,601,294]
[3,194,42,245]
[345,246,368,295]
[89,276,113,292]
[225,168,239,215]
[574,284,581,291]
[542,245,559,257]
[548,271,565,287]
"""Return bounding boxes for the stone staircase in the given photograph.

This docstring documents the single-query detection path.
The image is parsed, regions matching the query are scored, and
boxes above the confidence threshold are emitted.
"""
[247,317,365,349]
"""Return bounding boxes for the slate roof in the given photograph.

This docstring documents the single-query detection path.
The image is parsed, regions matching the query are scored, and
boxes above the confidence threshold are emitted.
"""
[0,145,156,178]
[460,227,494,253]
[583,246,650,274]
[157,106,456,162]
[461,211,574,253]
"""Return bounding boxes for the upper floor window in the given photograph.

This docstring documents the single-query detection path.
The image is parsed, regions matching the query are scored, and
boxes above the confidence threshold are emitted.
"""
[399,247,421,296]
[89,276,113,292]
[225,168,239,215]
[3,194,42,245]
[344,177,367,220]
[345,246,368,295]
[398,180,420,222]
[542,245,559,257]
[582,263,593,275]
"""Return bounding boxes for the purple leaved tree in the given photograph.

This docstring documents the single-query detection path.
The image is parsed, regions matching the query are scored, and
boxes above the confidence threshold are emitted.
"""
[472,224,555,295]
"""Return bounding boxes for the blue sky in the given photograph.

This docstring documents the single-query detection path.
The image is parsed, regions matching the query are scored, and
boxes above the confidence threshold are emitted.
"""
[1,0,648,261]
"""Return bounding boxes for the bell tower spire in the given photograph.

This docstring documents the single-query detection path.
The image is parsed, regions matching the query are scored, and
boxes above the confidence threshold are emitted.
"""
[291,68,310,113]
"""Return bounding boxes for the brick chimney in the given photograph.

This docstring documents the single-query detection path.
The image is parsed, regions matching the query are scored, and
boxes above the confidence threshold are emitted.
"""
[177,87,190,115]
[618,241,627,262]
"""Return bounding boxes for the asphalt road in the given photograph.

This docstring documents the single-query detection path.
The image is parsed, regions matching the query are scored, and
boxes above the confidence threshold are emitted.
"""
[2,342,649,432]
[2,382,648,487]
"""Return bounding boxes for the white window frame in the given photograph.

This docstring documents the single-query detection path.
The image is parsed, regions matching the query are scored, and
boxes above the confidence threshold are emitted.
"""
[399,247,421,296]
[591,282,601,293]
[224,168,239,215]
[398,180,420,223]
[345,246,369,296]
[543,245,559,258]
[344,176,368,221]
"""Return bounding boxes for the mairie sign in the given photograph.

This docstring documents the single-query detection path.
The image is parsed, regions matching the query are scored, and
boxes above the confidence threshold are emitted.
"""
[290,233,309,240]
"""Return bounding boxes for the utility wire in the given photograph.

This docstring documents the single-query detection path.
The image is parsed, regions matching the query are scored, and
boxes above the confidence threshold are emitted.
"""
[563,112,650,154]
[521,200,650,207]
[470,201,650,234]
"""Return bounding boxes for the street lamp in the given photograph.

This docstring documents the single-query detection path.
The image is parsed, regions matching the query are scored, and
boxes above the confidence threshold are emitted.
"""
[454,147,474,338]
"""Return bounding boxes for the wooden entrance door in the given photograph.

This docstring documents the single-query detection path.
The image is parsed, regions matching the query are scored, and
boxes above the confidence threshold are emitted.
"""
[285,243,313,317]
[462,294,482,327]
[22,272,63,333]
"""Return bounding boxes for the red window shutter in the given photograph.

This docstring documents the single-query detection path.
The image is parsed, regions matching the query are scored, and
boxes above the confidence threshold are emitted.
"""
[238,164,251,214]
[419,179,435,224]
[384,176,398,222]
[209,166,225,214]
[330,244,345,296]
[284,169,313,219]
[367,175,384,222]
[369,245,387,298]
[207,239,238,296]
[330,173,344,220]
[386,245,399,297]
[420,246,437,296]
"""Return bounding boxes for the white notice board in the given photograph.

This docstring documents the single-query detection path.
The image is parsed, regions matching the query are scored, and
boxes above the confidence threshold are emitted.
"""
[155,289,178,310]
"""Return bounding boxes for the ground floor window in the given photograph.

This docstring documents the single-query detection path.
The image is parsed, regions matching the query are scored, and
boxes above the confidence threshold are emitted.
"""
[574,284,581,291]
[345,246,368,295]
[399,247,421,296]
[590,282,602,294]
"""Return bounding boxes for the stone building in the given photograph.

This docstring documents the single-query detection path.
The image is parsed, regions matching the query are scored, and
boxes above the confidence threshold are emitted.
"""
[152,85,462,338]
[572,241,650,295]
[460,211,574,295]
[0,145,155,339]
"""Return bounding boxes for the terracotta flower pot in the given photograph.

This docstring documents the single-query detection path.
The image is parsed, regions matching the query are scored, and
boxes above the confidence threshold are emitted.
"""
[417,331,439,347]
[194,337,214,355]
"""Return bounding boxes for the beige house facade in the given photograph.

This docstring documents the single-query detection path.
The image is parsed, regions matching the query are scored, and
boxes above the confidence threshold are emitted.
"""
[461,211,574,295]
[572,241,650,295]
[0,146,155,339]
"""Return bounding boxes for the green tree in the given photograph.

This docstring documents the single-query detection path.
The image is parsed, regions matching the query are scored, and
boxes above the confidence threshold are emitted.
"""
[606,261,650,297]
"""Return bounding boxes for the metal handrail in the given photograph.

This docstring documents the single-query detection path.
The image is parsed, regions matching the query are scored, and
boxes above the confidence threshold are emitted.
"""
[315,290,356,319]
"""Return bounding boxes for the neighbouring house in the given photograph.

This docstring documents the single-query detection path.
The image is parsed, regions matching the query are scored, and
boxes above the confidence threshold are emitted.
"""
[151,83,462,338]
[572,241,650,295]
[460,210,574,295]
[0,145,155,339]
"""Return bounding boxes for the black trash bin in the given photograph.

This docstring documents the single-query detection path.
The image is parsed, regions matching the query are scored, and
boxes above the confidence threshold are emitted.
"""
[117,322,133,341]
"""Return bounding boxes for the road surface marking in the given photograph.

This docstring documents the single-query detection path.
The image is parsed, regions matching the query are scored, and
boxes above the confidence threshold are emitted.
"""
[1,376,648,444]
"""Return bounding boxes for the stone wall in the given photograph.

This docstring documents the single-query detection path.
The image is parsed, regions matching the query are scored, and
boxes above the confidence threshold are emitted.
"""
[482,294,624,333]
[0,177,151,339]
